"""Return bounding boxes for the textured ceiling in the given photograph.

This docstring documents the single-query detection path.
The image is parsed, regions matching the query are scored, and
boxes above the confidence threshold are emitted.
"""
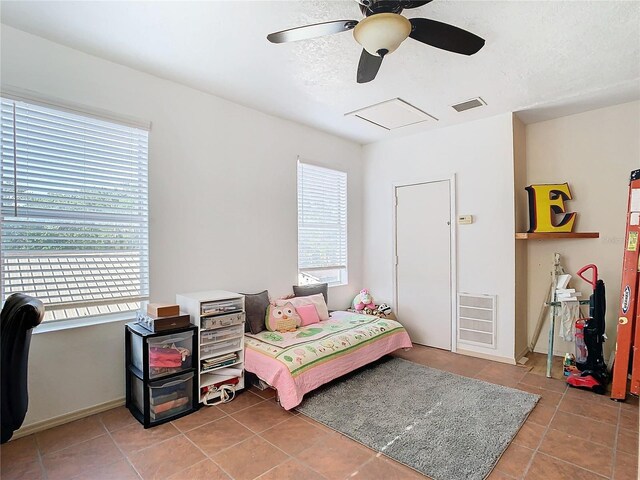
[1,0,639,144]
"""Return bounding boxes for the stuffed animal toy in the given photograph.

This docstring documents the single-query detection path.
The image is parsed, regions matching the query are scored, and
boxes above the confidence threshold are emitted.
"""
[352,289,375,312]
[265,303,300,333]
[376,303,392,316]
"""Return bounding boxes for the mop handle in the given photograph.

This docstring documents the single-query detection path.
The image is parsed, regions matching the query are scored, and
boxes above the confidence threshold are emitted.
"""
[577,264,598,290]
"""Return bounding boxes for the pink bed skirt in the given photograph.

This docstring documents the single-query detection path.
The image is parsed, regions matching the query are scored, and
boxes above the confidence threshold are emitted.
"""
[245,330,412,410]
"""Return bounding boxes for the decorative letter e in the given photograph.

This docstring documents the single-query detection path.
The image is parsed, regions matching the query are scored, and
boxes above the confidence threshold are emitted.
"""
[525,183,577,233]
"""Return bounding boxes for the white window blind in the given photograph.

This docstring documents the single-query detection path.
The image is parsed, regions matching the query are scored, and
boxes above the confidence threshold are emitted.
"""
[0,98,149,321]
[297,161,347,286]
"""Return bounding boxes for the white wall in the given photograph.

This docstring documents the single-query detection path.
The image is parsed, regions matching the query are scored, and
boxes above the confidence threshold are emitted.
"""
[525,101,640,358]
[362,114,517,362]
[513,115,529,360]
[1,26,363,427]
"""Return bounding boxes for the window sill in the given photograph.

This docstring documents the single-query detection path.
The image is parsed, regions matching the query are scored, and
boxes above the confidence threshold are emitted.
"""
[33,311,136,335]
[328,282,348,288]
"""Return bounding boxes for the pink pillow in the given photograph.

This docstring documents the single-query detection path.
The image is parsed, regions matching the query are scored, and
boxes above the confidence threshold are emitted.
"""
[296,304,320,326]
[276,294,329,321]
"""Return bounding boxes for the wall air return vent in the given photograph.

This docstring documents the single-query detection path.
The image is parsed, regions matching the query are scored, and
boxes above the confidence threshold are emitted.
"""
[345,98,437,130]
[451,97,487,113]
[457,293,496,348]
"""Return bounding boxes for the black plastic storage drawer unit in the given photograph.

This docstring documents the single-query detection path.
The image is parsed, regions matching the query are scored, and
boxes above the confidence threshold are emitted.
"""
[125,322,198,428]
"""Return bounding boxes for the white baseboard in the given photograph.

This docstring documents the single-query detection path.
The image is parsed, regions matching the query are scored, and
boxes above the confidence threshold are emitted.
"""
[516,346,530,363]
[12,397,126,440]
[456,348,517,365]
[532,347,567,357]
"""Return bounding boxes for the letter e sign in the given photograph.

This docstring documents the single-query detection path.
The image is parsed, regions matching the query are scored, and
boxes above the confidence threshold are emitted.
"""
[525,183,577,233]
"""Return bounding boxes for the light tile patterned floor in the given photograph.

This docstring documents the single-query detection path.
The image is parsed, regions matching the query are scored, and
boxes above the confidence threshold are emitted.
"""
[1,345,637,480]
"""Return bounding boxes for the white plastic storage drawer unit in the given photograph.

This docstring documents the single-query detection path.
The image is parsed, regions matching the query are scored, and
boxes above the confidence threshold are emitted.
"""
[176,290,246,405]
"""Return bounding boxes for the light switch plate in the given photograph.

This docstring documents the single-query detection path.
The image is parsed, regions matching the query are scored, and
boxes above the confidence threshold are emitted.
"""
[458,215,473,225]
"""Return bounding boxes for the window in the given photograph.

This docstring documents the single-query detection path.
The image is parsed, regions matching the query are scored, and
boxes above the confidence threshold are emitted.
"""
[0,98,149,322]
[297,160,347,286]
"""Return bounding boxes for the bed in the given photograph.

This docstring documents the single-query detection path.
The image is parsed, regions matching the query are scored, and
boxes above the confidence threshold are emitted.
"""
[244,310,412,409]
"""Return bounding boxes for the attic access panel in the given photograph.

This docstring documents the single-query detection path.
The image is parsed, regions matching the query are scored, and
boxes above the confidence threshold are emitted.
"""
[345,98,437,130]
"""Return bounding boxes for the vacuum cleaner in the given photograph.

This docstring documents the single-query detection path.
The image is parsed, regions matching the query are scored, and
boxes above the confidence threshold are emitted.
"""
[566,264,609,394]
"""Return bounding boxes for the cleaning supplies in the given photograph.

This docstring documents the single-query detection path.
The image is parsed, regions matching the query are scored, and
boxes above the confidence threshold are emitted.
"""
[563,353,576,377]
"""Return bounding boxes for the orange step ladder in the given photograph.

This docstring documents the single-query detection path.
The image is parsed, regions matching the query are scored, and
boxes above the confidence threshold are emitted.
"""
[611,169,640,400]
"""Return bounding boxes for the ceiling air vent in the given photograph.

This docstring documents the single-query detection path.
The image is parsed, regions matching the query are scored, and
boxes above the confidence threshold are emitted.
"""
[451,97,486,113]
[345,98,437,130]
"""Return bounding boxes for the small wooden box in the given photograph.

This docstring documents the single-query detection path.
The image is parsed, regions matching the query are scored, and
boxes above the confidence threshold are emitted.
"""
[147,303,180,317]
[137,312,191,333]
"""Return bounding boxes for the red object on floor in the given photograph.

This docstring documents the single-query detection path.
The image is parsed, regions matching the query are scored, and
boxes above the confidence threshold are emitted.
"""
[566,372,605,394]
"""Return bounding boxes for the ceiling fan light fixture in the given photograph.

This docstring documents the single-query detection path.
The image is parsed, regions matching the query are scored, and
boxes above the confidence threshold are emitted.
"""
[353,13,411,57]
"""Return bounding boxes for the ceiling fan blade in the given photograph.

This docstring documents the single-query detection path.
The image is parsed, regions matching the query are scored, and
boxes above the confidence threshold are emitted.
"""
[357,49,383,84]
[402,1,434,9]
[267,20,358,44]
[409,18,485,55]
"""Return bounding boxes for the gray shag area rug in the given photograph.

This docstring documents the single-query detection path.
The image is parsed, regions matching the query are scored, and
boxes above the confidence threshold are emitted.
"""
[296,357,539,480]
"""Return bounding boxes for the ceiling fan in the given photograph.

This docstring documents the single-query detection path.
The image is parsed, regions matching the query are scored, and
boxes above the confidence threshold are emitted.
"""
[267,0,485,84]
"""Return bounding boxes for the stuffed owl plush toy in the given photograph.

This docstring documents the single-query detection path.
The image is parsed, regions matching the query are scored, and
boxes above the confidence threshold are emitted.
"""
[265,303,301,333]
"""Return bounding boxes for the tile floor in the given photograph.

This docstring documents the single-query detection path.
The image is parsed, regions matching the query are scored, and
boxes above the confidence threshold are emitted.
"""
[1,345,637,480]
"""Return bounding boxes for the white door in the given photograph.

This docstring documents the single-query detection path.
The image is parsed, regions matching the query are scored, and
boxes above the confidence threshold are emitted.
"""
[395,181,452,349]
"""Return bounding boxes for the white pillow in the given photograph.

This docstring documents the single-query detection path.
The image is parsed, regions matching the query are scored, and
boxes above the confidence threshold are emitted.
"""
[275,293,330,321]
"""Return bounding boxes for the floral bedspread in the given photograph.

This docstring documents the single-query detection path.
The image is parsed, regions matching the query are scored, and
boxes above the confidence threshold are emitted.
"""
[244,313,407,377]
